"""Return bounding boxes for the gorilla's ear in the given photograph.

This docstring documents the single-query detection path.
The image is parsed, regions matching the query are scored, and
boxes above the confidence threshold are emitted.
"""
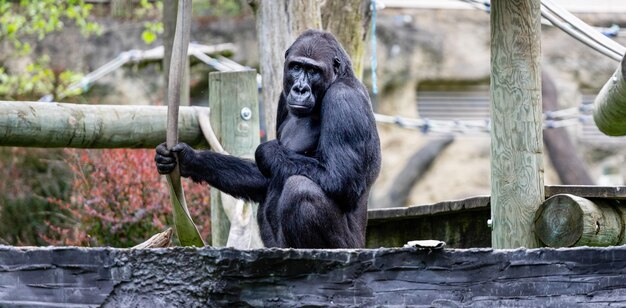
[284,48,291,59]
[333,57,341,74]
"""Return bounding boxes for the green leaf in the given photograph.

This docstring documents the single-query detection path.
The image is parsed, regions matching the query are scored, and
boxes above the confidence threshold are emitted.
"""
[141,30,157,44]
[166,174,205,247]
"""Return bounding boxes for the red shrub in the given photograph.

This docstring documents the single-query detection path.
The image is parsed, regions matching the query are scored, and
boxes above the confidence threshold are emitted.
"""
[41,148,211,247]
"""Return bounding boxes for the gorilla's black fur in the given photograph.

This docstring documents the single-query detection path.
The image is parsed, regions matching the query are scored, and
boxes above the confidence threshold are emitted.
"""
[156,30,381,248]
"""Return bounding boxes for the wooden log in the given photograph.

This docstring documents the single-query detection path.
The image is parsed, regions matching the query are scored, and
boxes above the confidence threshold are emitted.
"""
[489,0,544,249]
[208,70,261,247]
[131,228,172,249]
[545,185,626,200]
[0,101,207,148]
[534,194,623,247]
[6,246,626,306]
[593,54,626,136]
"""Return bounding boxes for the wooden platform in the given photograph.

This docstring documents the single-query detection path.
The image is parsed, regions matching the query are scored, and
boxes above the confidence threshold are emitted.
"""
[2,245,626,306]
[366,185,626,248]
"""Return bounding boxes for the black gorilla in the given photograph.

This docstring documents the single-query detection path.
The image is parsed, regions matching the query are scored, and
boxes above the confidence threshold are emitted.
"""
[155,29,381,248]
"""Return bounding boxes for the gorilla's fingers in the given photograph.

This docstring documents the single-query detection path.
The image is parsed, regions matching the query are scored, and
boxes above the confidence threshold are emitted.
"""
[170,143,189,153]
[156,162,176,174]
[155,154,174,164]
[156,142,170,156]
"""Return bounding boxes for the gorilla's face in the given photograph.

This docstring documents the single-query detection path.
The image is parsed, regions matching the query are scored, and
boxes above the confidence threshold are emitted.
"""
[283,36,340,117]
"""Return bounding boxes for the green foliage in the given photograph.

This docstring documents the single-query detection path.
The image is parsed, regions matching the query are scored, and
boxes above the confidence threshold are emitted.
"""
[136,0,245,45]
[136,0,163,45]
[194,0,243,17]
[0,148,72,246]
[142,21,164,44]
[0,0,101,55]
[0,1,100,100]
[0,56,84,100]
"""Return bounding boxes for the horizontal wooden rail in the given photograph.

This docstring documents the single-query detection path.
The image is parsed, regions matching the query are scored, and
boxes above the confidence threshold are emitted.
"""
[0,101,208,148]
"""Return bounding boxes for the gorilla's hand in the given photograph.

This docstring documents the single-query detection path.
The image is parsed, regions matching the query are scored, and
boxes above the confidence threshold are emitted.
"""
[255,139,281,178]
[154,142,197,177]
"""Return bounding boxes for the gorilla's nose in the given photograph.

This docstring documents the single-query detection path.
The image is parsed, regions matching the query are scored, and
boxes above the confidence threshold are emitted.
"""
[293,84,311,96]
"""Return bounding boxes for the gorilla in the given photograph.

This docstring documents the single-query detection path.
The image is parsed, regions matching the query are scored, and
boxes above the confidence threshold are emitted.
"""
[155,29,381,248]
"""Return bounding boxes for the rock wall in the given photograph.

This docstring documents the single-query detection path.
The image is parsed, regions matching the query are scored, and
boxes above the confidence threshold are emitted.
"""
[3,245,626,306]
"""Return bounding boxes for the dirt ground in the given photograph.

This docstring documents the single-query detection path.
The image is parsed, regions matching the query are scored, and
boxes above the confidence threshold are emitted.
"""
[371,124,562,207]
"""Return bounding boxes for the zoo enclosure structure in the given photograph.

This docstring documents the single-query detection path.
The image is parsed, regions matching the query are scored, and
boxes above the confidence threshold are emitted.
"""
[3,0,626,305]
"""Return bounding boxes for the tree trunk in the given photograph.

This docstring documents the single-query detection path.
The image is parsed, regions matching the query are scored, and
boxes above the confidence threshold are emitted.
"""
[248,0,322,140]
[542,72,594,185]
[111,0,132,18]
[321,0,371,79]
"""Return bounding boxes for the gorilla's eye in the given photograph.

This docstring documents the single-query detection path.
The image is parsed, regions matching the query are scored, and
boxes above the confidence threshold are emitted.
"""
[292,63,302,72]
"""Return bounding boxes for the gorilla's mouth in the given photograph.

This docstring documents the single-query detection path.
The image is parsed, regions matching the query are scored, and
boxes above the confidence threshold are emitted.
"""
[288,103,313,116]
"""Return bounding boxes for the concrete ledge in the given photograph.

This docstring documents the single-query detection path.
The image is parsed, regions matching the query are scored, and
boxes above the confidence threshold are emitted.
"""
[3,245,626,306]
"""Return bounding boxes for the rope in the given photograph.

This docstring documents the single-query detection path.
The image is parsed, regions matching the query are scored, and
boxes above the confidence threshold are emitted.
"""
[371,0,378,95]
[374,102,596,134]
[459,0,626,61]
[195,107,227,154]
[194,107,264,249]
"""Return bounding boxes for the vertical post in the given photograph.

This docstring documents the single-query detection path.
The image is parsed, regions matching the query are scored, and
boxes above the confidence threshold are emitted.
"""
[209,70,261,246]
[163,0,190,106]
[490,0,544,249]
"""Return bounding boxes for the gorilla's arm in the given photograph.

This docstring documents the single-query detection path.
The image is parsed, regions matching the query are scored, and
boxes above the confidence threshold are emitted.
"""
[156,143,268,203]
[256,82,379,210]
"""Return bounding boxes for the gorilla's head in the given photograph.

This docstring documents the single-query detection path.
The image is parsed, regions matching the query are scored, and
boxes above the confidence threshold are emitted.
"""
[282,30,353,116]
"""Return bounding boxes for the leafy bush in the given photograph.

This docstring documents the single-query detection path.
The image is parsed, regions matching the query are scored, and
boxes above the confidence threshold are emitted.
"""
[0,147,72,245]
[41,148,211,247]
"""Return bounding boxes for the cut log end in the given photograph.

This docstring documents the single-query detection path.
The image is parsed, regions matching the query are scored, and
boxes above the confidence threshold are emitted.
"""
[534,194,622,247]
[534,194,584,247]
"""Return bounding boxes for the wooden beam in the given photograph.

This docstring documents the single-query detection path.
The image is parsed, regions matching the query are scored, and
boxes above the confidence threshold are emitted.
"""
[545,185,626,200]
[208,70,261,247]
[0,101,207,148]
[593,54,626,136]
[534,194,625,247]
[489,0,544,248]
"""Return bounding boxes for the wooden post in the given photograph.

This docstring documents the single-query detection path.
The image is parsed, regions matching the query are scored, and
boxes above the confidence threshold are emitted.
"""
[593,54,626,136]
[490,0,544,248]
[534,194,625,247]
[208,70,260,247]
